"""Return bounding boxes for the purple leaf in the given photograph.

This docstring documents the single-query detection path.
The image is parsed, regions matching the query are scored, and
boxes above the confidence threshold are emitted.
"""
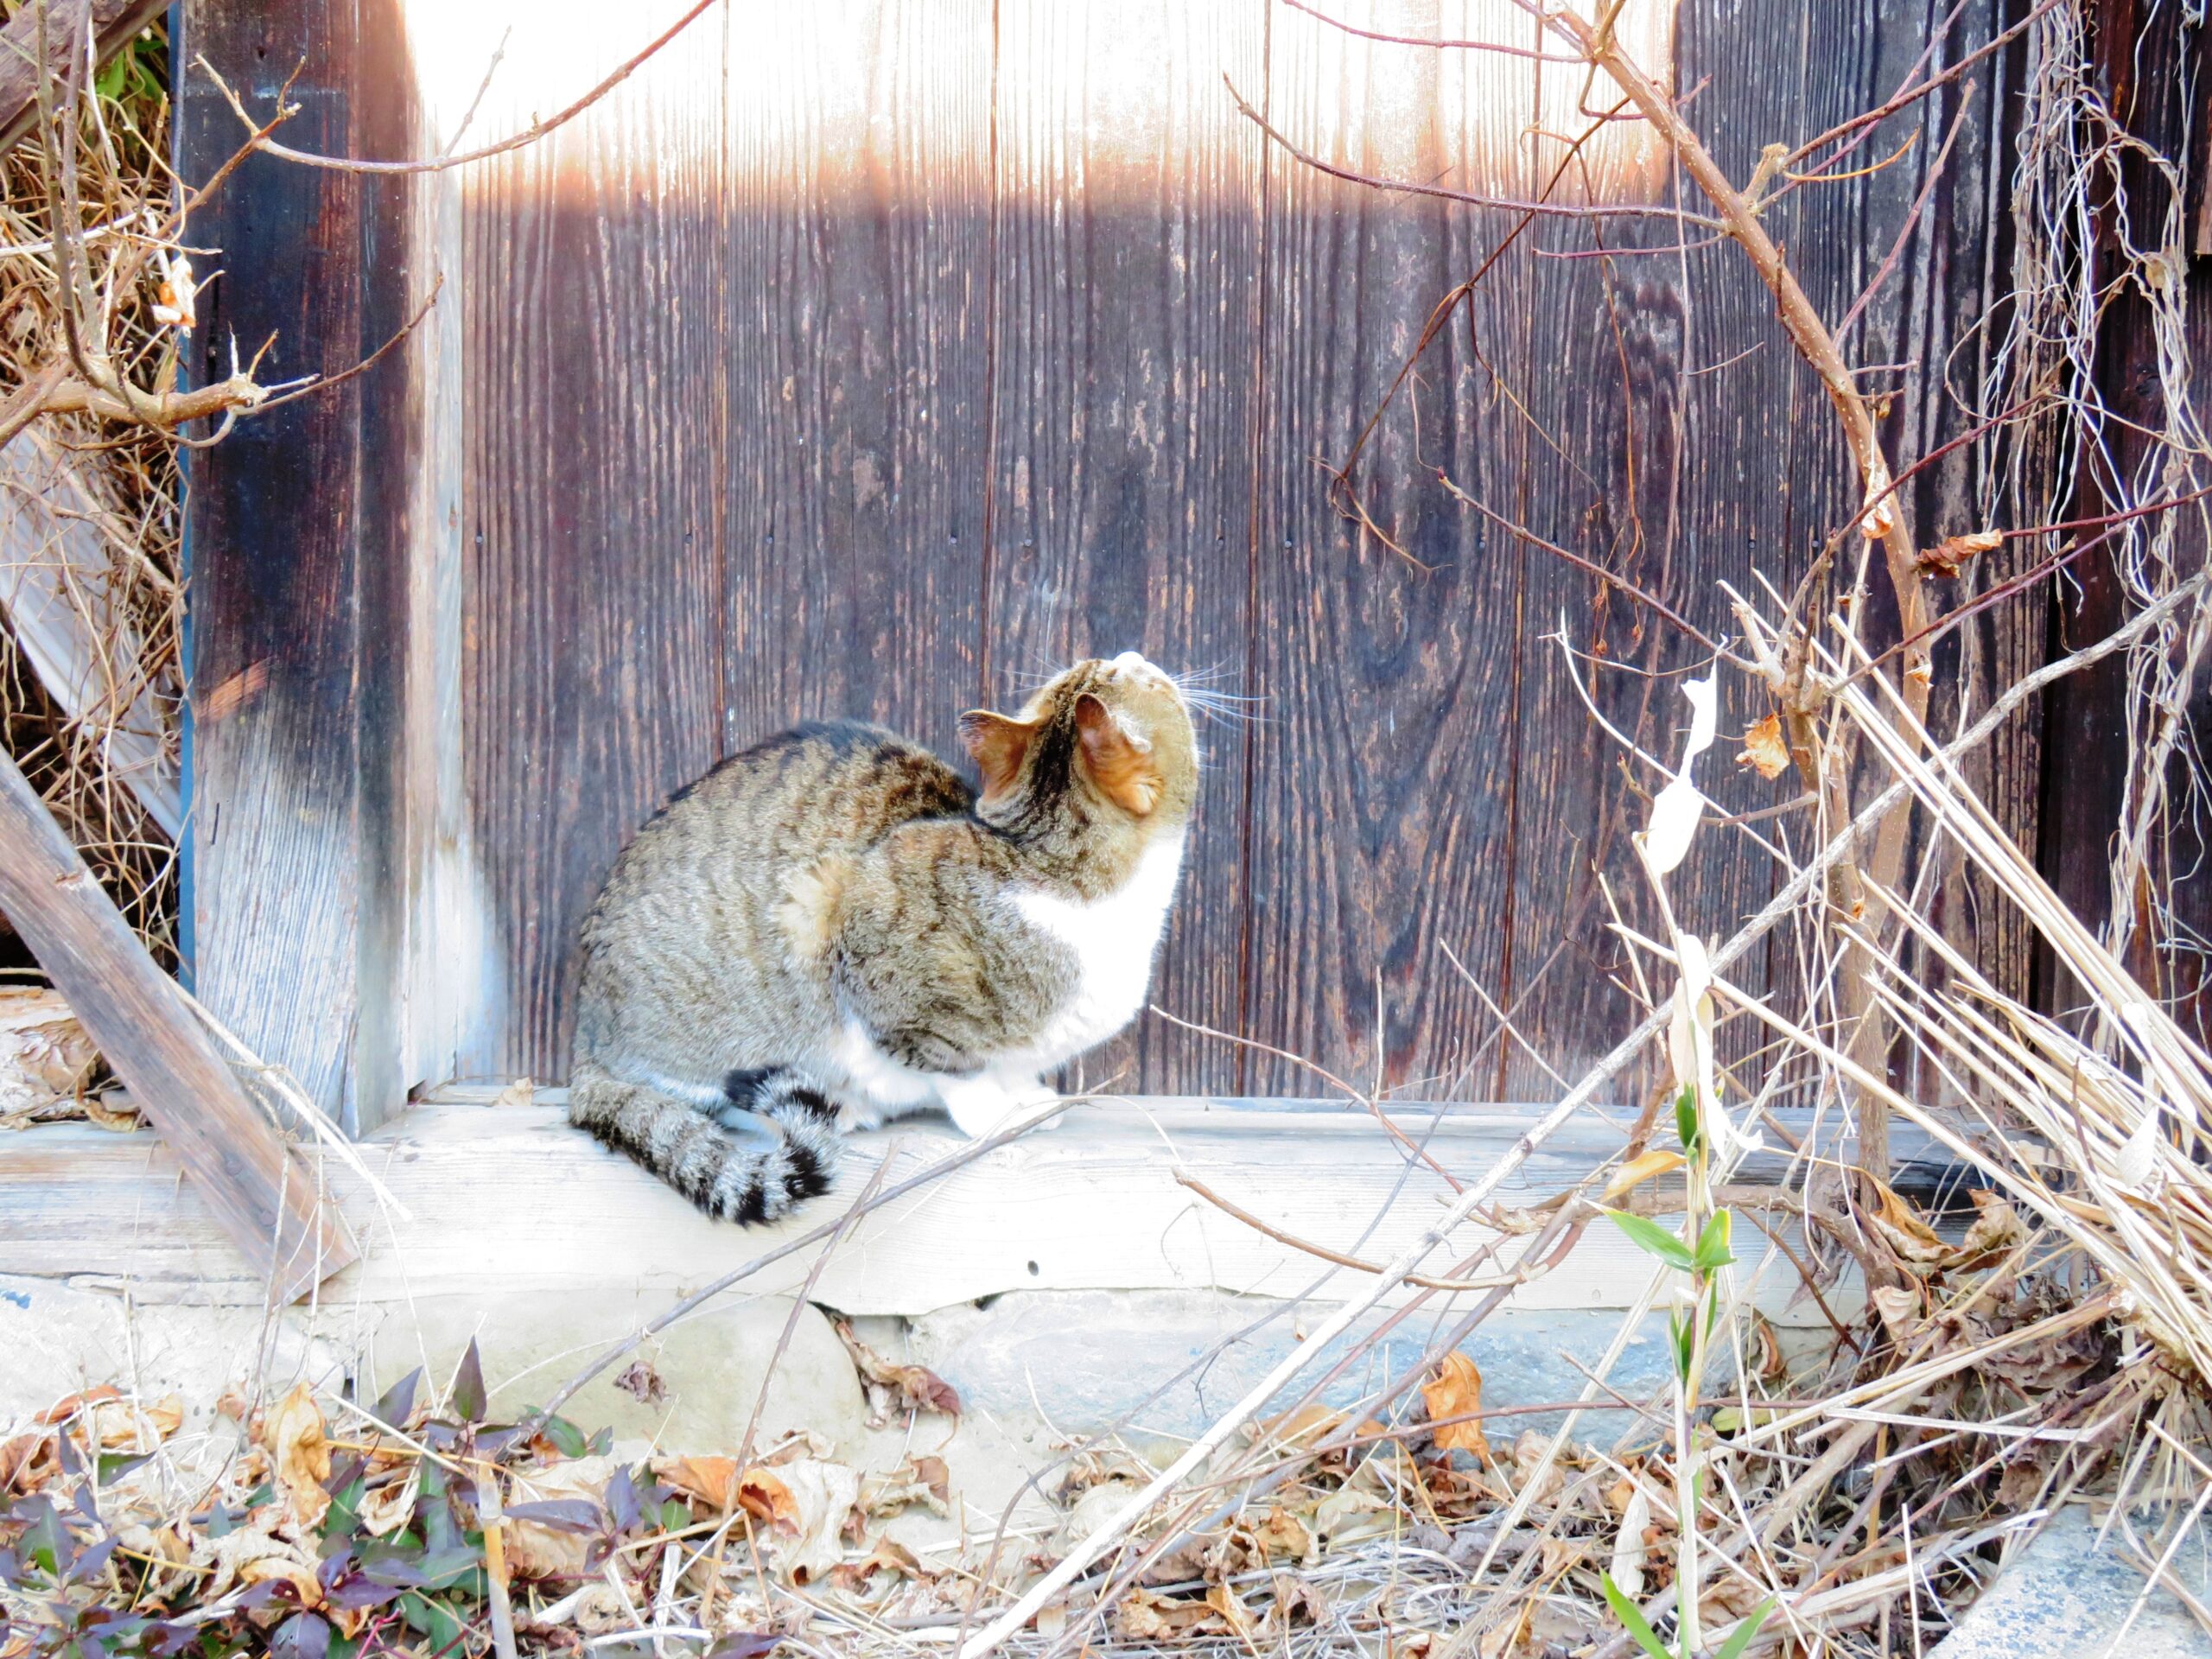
[450,1342,487,1425]
[68,1535,118,1586]
[501,1500,601,1535]
[375,1369,423,1428]
[324,1577,404,1612]
[270,1611,331,1659]
[605,1466,641,1534]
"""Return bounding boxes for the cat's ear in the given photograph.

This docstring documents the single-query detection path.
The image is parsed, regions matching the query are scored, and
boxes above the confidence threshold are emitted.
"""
[958,709,1036,804]
[1074,693,1163,817]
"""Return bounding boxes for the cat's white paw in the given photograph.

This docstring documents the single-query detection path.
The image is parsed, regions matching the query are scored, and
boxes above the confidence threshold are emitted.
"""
[939,1074,1062,1139]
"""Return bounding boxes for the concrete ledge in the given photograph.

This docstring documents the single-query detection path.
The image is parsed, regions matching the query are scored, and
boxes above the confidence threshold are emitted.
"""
[1935,1508,2212,1657]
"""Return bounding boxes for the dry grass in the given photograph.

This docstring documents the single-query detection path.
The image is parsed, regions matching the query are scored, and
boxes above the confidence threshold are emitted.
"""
[0,14,180,965]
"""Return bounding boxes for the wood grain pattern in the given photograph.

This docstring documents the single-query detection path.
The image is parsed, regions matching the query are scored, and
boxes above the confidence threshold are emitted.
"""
[2034,0,2209,1041]
[181,0,2050,1111]
[0,745,350,1302]
[0,1098,1943,1314]
[1498,2,2030,1102]
[1243,0,1532,1098]
[721,0,995,773]
[178,0,413,1130]
[459,0,729,1078]
[984,0,1266,1093]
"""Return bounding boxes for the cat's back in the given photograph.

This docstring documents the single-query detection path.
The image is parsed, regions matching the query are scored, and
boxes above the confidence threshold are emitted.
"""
[586,720,973,934]
[575,720,975,1057]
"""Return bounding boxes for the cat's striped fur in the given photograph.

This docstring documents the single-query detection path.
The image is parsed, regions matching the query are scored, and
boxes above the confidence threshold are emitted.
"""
[568,655,1198,1224]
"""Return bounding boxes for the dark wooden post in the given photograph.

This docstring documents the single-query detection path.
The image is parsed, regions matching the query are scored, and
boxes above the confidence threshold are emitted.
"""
[0,747,353,1300]
[175,0,424,1132]
[2034,0,2212,1039]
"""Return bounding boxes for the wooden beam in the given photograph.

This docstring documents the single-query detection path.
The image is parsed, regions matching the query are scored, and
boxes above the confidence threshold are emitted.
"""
[0,743,352,1302]
[0,1093,1964,1313]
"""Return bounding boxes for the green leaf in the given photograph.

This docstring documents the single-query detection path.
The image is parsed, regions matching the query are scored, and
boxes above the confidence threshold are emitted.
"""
[537,1412,587,1459]
[1669,1308,1694,1383]
[660,1497,690,1533]
[1710,1599,1773,1659]
[1599,1572,1675,1659]
[1674,1084,1700,1155]
[322,1477,369,1542]
[399,1592,462,1652]
[1608,1210,1696,1272]
[1693,1209,1736,1275]
[95,54,127,100]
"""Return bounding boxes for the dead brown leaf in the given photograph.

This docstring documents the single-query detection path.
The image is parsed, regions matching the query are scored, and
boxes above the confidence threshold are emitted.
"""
[858,1457,950,1520]
[761,1459,861,1583]
[1115,1589,1222,1641]
[1508,1430,1566,1509]
[1919,528,2002,578]
[1951,1189,2029,1271]
[262,1382,332,1533]
[1421,1352,1490,1459]
[1535,1536,1589,1580]
[1867,1180,1950,1271]
[1700,1574,1769,1624]
[36,1386,122,1426]
[833,1319,961,1424]
[194,1528,322,1607]
[84,1091,140,1131]
[829,1537,924,1591]
[355,1465,422,1539]
[76,1394,181,1454]
[738,1466,801,1530]
[1600,1147,1687,1204]
[1736,713,1792,780]
[0,1433,54,1495]
[613,1358,667,1408]
[1251,1505,1312,1565]
[0,989,100,1122]
[1261,1573,1328,1634]
[653,1455,792,1526]
[1205,1581,1259,1643]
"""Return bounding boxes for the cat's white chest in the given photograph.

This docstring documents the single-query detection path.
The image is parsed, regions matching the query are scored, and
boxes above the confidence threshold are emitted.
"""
[1010,832,1186,1065]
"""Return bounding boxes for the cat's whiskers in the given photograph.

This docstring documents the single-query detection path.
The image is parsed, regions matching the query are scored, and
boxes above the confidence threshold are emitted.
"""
[1174,678,1269,728]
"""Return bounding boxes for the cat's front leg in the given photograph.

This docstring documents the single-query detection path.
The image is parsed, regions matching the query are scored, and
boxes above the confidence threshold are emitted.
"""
[937,1071,1061,1139]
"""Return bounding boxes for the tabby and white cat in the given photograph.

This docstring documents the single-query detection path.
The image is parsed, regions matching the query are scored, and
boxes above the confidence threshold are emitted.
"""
[568,652,1199,1223]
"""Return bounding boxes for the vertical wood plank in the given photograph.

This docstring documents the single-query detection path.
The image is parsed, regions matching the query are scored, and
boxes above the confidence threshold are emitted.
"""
[722,0,996,766]
[178,0,418,1130]
[1497,2,1859,1096]
[1246,0,1534,1099]
[2035,0,2211,1039]
[1497,2,2030,1101]
[457,2,729,1079]
[984,0,1266,1094]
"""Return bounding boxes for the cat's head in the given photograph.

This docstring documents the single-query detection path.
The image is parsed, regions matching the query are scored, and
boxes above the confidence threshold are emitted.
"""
[957,652,1198,834]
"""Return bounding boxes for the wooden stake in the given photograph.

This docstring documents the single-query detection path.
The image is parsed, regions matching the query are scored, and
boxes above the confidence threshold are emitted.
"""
[0,744,352,1302]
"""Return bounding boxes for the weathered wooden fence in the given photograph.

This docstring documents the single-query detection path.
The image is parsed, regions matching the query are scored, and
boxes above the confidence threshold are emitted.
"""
[175,0,2199,1132]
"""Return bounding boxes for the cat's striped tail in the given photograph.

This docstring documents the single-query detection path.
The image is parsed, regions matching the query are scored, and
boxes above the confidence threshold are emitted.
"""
[568,1063,840,1224]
